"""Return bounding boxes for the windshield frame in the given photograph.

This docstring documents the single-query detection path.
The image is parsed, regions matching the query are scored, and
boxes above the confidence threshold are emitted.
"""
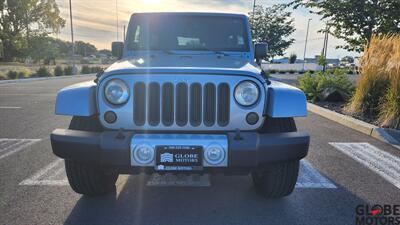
[125,13,251,53]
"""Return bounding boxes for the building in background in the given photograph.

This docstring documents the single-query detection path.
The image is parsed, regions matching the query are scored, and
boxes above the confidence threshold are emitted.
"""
[267,55,340,71]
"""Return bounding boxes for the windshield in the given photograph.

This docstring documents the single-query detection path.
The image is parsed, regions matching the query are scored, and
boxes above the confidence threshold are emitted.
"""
[127,14,249,52]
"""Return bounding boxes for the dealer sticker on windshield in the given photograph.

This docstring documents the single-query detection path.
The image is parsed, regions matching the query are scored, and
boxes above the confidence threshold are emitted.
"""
[155,145,203,171]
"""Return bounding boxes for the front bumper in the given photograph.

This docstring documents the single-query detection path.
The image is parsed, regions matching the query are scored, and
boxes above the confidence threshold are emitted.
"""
[51,129,309,174]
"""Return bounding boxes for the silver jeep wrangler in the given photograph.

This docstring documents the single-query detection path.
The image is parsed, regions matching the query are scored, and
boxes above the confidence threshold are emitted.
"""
[51,12,309,198]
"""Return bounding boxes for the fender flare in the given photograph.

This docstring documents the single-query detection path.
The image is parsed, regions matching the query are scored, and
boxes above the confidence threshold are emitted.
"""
[55,81,97,116]
[265,81,307,118]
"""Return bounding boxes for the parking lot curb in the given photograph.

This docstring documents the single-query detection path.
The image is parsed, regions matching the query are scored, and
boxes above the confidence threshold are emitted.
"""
[307,103,400,150]
[0,73,95,85]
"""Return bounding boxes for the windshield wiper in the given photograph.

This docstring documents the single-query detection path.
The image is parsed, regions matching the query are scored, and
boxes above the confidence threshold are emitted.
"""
[194,47,229,56]
[161,49,177,55]
[160,48,229,56]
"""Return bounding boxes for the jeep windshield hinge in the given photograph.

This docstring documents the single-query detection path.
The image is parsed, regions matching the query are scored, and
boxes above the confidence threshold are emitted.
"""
[261,70,271,85]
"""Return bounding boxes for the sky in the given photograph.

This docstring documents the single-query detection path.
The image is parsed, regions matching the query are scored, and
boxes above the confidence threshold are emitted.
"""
[54,0,359,59]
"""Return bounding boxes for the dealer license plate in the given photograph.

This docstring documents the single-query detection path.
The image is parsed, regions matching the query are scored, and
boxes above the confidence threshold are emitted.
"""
[155,145,203,171]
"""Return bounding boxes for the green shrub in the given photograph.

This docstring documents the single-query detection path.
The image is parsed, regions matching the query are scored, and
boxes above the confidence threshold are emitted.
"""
[308,70,315,74]
[298,70,354,103]
[279,70,287,74]
[90,66,103,73]
[288,70,296,74]
[64,66,73,76]
[0,74,6,80]
[326,69,336,74]
[81,65,91,74]
[35,67,52,77]
[298,72,320,102]
[7,70,18,79]
[317,70,354,95]
[17,71,27,79]
[269,69,277,74]
[7,70,30,79]
[54,66,64,76]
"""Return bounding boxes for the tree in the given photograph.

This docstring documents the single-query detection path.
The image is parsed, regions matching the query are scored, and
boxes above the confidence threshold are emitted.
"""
[28,36,61,64]
[75,41,97,57]
[318,55,328,67]
[0,0,65,61]
[341,56,354,64]
[289,53,297,64]
[98,49,112,56]
[249,4,295,59]
[289,0,400,52]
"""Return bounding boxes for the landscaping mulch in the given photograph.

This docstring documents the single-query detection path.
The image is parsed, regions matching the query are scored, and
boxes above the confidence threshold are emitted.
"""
[314,101,381,127]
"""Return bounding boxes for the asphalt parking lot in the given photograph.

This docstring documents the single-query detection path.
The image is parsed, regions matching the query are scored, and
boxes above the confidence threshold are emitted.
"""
[0,75,399,225]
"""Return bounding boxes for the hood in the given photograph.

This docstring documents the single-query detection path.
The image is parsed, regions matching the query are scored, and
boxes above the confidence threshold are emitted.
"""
[102,54,262,80]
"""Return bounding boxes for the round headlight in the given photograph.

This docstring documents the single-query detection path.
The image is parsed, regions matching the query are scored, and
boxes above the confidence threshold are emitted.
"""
[234,81,259,106]
[104,79,130,105]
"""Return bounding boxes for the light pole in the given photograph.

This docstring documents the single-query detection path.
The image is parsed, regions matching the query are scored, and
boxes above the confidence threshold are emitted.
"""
[69,0,77,74]
[322,25,329,72]
[116,0,119,41]
[252,0,256,26]
[302,18,312,71]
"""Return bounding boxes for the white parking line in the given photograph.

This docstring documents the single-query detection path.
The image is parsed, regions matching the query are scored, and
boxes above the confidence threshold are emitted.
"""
[0,106,21,109]
[330,142,400,189]
[0,138,41,160]
[20,159,336,189]
[296,160,337,188]
[19,159,68,186]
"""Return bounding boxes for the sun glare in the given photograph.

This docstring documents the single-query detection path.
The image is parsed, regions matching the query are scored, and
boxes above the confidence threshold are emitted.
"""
[140,0,162,5]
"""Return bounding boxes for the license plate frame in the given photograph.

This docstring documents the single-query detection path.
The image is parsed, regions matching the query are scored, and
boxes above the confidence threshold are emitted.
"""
[155,145,203,171]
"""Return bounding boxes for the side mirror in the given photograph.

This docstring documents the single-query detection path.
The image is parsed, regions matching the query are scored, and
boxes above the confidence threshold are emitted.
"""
[254,43,268,65]
[112,42,124,59]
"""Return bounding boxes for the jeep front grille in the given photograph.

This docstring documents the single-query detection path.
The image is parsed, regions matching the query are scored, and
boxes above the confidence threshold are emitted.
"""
[133,82,230,127]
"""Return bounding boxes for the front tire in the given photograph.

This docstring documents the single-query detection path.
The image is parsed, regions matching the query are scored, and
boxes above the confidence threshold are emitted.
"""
[252,117,300,198]
[65,160,118,196]
[252,161,300,198]
[65,116,118,196]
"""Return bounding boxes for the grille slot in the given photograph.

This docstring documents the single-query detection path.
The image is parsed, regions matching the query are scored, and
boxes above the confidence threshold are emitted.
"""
[217,83,230,126]
[203,83,216,127]
[162,83,174,126]
[175,83,188,126]
[148,82,160,126]
[190,83,202,127]
[133,82,230,128]
[134,82,146,126]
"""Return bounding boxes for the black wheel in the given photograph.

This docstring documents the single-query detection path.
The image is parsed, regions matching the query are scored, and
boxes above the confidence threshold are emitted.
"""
[252,117,300,198]
[252,161,300,198]
[65,116,118,196]
[65,159,118,196]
